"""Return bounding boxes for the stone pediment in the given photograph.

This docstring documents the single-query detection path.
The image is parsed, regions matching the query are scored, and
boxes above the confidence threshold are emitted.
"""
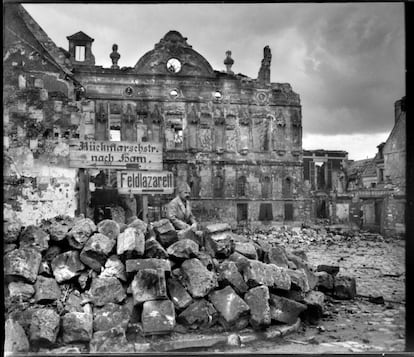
[134,31,214,77]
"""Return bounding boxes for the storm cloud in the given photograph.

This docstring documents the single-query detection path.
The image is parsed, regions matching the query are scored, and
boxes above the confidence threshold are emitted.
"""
[22,3,405,159]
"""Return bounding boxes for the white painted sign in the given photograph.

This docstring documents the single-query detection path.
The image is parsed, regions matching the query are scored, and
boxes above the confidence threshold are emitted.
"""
[117,171,174,194]
[69,140,162,170]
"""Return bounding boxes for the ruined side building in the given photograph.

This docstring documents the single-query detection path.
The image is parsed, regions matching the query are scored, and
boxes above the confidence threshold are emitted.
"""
[4,4,308,228]
[302,98,406,237]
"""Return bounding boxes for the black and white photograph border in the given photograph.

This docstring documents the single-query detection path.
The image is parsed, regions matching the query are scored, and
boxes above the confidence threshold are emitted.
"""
[3,0,409,354]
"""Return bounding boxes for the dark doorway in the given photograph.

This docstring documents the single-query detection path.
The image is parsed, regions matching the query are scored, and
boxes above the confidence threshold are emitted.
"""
[284,203,293,221]
[237,203,248,222]
[375,200,382,226]
[316,198,328,218]
[259,203,273,221]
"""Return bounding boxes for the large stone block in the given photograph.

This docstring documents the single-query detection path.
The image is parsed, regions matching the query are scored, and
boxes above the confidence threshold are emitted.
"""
[44,245,62,262]
[317,264,340,276]
[117,227,145,256]
[153,219,176,234]
[126,258,171,273]
[209,286,250,327]
[51,250,85,283]
[4,221,22,244]
[177,298,218,330]
[303,291,325,323]
[244,285,271,329]
[167,278,193,310]
[181,258,218,298]
[8,282,35,301]
[97,219,120,240]
[128,217,148,233]
[266,245,289,268]
[167,239,199,260]
[131,269,167,304]
[269,294,307,324]
[67,218,96,249]
[286,268,310,292]
[100,255,127,282]
[93,303,130,331]
[43,216,74,242]
[144,237,168,259]
[217,261,248,295]
[195,251,215,270]
[142,300,176,335]
[20,225,50,252]
[315,271,334,292]
[4,247,42,283]
[90,326,134,353]
[205,223,231,234]
[228,251,250,272]
[4,319,30,353]
[205,232,235,258]
[89,277,126,307]
[80,233,116,271]
[333,276,357,299]
[157,231,179,248]
[30,308,60,344]
[234,242,258,260]
[34,276,61,303]
[64,292,84,313]
[242,260,291,290]
[61,312,93,343]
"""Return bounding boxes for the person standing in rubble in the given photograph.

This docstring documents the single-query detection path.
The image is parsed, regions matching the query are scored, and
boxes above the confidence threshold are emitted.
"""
[167,182,198,232]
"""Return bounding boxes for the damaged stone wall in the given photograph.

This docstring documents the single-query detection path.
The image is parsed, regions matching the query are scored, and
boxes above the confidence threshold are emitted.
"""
[4,8,80,227]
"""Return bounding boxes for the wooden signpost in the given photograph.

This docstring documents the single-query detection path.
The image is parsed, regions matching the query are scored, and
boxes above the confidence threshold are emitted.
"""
[69,140,163,170]
[69,139,173,222]
[117,171,174,195]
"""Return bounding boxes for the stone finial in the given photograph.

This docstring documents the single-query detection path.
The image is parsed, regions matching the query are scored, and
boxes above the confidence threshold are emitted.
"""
[110,44,120,69]
[258,46,271,84]
[224,50,234,74]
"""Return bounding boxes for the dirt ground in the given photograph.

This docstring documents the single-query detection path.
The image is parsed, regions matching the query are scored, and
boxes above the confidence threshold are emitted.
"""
[211,235,406,353]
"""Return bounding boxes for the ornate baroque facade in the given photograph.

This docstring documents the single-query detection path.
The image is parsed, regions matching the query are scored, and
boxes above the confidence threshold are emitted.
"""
[70,31,306,225]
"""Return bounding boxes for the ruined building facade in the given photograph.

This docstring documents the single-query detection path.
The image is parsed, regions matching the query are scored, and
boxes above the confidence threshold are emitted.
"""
[4,4,307,228]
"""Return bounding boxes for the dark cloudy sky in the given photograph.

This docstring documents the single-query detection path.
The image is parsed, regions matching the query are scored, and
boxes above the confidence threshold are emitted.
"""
[23,3,405,160]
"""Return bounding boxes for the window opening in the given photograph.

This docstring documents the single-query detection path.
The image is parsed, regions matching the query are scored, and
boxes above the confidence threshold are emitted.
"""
[75,46,86,61]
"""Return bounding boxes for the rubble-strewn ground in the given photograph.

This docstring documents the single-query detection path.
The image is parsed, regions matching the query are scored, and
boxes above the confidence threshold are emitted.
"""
[211,229,406,353]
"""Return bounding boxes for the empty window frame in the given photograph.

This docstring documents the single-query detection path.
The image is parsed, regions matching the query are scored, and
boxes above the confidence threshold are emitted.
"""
[75,46,86,61]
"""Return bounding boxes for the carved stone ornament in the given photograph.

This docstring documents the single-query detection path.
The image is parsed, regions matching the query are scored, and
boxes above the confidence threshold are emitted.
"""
[151,105,163,124]
[123,104,135,123]
[275,109,286,127]
[239,108,250,126]
[188,105,199,124]
[214,108,225,125]
[154,31,192,57]
[110,44,120,69]
[96,103,107,123]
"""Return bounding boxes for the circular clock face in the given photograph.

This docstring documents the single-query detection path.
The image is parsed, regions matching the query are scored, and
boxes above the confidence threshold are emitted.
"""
[166,58,182,73]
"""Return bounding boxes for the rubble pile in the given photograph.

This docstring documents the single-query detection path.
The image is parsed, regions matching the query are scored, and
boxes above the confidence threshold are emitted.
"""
[4,216,357,353]
[243,225,386,247]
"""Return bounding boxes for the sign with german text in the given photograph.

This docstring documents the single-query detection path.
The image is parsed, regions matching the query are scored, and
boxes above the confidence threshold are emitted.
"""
[117,171,174,194]
[69,140,162,170]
